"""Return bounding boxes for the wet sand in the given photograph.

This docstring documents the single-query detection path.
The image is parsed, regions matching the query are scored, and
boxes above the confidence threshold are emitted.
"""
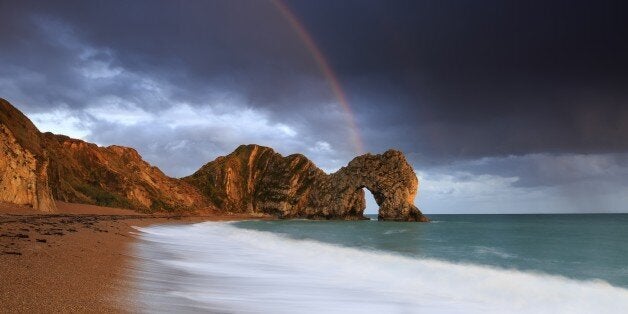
[0,201,268,313]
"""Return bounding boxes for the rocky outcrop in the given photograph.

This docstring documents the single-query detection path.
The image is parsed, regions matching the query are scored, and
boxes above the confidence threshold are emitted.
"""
[0,100,55,211]
[310,150,427,221]
[183,144,326,215]
[0,124,55,211]
[1,99,427,221]
[184,144,428,221]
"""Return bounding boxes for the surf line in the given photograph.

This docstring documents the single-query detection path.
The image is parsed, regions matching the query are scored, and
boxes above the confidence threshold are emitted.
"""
[272,0,364,154]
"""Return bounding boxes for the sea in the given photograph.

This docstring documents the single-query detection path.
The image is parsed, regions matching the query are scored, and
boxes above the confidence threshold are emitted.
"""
[129,214,628,313]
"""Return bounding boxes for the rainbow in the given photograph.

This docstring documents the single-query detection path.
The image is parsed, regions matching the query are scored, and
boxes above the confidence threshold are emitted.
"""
[271,0,365,154]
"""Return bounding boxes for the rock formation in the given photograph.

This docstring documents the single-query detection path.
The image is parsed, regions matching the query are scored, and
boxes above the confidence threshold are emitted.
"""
[1,98,428,221]
[184,144,428,221]
[0,98,207,212]
[310,149,427,221]
[0,100,56,211]
[183,144,326,215]
[41,134,208,211]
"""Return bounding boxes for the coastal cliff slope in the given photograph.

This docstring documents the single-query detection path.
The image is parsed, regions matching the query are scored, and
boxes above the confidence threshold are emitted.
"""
[1,98,427,221]
[0,100,55,211]
[41,133,208,211]
[0,98,208,212]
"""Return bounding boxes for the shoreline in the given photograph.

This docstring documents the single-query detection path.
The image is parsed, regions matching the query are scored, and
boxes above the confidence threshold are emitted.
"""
[0,201,268,313]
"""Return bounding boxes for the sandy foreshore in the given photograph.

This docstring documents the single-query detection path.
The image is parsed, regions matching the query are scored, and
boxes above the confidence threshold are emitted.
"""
[0,201,269,313]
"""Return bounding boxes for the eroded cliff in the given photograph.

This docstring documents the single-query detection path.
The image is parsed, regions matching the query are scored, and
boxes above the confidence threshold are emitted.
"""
[0,100,55,211]
[1,99,427,221]
[185,144,428,221]
[42,134,208,211]
[0,98,208,212]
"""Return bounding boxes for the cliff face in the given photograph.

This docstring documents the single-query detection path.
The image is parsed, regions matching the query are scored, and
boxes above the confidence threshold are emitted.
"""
[41,134,208,211]
[1,99,427,221]
[0,98,208,212]
[185,144,428,221]
[0,100,55,211]
[0,124,55,211]
[183,145,326,215]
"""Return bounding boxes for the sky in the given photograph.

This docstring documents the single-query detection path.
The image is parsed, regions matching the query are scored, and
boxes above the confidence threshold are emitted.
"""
[1,0,627,214]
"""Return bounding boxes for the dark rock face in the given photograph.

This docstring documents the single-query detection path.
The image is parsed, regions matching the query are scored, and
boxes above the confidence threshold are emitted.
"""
[185,145,429,222]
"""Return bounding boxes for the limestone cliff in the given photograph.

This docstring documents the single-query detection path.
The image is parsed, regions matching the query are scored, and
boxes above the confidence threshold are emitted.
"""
[183,145,326,215]
[0,98,207,212]
[41,134,208,211]
[0,100,55,211]
[1,99,427,221]
[184,144,428,221]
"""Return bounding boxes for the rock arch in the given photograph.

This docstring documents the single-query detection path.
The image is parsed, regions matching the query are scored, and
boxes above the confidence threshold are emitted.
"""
[328,150,428,221]
[185,145,429,222]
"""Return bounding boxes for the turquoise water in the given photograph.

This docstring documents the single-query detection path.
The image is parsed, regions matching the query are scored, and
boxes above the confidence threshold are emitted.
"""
[235,214,628,288]
[131,214,628,313]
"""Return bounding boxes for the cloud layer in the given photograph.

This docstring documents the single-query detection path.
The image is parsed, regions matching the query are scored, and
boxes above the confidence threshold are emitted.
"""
[1,0,627,213]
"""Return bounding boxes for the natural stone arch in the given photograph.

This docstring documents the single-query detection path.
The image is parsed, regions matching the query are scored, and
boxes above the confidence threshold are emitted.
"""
[185,144,429,222]
[335,150,428,221]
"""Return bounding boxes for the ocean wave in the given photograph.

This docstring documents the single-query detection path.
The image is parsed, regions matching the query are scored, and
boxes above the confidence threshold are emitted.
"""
[473,246,517,259]
[129,222,628,313]
[383,228,408,235]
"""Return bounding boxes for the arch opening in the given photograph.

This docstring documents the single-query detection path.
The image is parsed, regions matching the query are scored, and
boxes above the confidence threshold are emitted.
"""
[363,187,379,217]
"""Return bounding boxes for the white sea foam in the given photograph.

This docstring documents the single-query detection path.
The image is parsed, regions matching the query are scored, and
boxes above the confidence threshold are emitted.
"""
[130,222,628,313]
[383,228,408,235]
[473,245,517,259]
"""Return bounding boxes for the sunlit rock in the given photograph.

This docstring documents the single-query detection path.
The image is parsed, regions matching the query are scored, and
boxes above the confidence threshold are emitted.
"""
[1,98,427,221]
[0,98,208,212]
[185,144,428,221]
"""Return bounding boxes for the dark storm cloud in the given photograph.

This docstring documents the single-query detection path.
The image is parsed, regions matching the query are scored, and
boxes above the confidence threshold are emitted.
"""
[2,0,628,213]
[3,0,628,160]
[288,0,628,158]
[0,0,361,175]
[0,0,326,109]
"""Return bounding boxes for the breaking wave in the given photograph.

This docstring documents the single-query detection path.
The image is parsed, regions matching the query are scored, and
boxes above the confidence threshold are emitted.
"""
[130,222,628,313]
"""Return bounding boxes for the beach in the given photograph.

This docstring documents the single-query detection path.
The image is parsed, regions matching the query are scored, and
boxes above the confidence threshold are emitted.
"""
[0,201,266,313]
[4,202,628,313]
